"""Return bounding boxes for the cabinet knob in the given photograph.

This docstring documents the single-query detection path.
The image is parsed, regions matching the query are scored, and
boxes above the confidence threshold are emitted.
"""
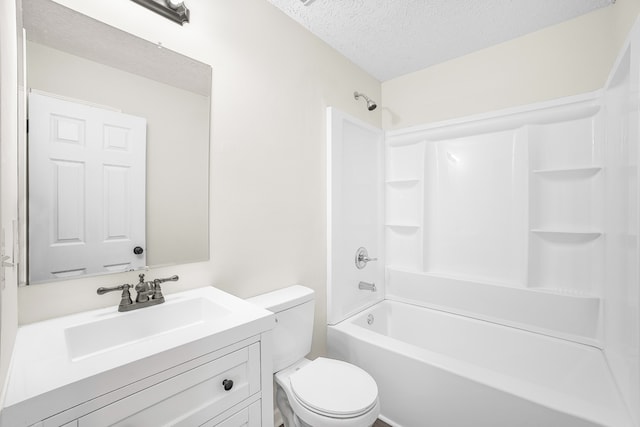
[222,379,234,391]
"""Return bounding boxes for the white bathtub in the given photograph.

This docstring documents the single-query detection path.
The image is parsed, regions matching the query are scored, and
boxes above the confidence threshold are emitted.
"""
[327,300,632,427]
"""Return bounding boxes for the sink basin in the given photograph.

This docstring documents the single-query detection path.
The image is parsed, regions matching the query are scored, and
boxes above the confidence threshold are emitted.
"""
[65,296,231,361]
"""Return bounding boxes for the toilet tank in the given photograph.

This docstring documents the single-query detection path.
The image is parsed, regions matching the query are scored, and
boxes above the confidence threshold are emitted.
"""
[247,285,314,372]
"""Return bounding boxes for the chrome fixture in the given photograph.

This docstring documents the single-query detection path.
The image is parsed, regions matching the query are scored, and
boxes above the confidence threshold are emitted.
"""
[354,91,377,111]
[300,0,317,5]
[97,273,179,312]
[358,281,377,292]
[355,246,377,269]
[130,0,190,25]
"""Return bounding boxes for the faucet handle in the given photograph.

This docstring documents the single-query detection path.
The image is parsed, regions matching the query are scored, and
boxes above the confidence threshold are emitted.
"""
[150,275,178,301]
[97,283,130,295]
[355,247,377,269]
[154,275,179,284]
[97,284,133,311]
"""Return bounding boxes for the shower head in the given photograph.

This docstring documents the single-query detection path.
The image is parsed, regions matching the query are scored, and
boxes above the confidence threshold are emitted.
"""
[354,91,377,111]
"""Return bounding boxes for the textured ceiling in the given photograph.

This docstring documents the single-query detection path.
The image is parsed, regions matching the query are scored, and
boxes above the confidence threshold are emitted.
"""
[266,0,614,81]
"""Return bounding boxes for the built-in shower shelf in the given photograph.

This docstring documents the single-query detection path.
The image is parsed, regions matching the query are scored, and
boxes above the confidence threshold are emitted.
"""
[385,179,421,186]
[386,224,421,231]
[532,166,602,178]
[530,229,602,242]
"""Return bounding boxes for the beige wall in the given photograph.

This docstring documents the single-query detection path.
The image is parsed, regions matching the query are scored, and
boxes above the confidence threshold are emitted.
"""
[16,0,381,360]
[382,0,640,129]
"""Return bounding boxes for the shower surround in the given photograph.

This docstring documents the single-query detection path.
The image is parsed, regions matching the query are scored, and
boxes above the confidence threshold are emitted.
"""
[383,93,604,346]
[327,19,640,427]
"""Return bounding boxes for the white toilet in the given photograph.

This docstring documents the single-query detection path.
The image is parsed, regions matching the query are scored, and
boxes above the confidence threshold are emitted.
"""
[248,285,380,427]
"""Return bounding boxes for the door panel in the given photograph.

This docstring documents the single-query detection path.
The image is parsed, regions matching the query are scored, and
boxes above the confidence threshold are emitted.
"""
[28,92,146,283]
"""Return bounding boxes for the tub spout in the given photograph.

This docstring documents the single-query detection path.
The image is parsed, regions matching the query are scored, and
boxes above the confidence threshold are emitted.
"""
[358,281,376,292]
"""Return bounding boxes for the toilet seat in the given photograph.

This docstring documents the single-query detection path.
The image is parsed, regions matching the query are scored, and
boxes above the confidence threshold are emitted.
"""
[289,358,378,418]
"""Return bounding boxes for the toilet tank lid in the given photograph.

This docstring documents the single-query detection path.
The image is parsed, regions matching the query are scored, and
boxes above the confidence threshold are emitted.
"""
[246,285,314,313]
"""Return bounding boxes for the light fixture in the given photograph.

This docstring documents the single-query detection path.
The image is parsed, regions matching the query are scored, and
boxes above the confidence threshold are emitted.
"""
[131,0,190,25]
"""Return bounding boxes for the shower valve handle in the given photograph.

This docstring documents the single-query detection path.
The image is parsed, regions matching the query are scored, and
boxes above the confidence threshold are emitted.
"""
[355,247,377,269]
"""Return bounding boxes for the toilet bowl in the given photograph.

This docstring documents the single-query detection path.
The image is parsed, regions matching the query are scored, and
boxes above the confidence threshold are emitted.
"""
[275,358,379,427]
[248,286,380,427]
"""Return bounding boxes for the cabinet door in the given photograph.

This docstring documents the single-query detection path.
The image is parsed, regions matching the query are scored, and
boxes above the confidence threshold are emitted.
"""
[78,344,260,427]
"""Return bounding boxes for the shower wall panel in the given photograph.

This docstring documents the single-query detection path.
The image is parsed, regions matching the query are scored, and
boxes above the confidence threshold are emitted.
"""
[327,107,385,325]
[422,130,528,286]
[386,97,602,291]
[601,24,640,424]
[385,93,605,344]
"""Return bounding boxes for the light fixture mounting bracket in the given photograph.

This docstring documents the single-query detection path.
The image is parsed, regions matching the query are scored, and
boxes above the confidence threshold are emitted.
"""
[131,0,190,25]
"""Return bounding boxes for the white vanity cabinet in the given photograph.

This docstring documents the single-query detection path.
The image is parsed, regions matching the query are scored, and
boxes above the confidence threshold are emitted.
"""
[75,341,261,427]
[2,287,274,427]
[25,338,267,427]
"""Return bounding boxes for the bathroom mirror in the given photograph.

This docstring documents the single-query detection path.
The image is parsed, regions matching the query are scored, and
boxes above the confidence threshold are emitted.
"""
[20,0,211,284]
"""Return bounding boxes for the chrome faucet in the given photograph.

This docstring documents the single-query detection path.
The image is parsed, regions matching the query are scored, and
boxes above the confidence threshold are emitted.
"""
[97,274,179,312]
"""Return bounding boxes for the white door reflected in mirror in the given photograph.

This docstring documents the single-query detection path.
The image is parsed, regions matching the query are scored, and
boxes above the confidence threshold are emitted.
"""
[28,92,146,283]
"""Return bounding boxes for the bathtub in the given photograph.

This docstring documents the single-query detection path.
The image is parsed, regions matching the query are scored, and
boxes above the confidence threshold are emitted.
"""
[327,300,632,427]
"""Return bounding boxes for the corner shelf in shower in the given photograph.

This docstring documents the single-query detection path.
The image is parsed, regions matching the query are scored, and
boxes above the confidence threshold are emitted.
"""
[385,179,421,186]
[385,178,423,227]
[385,224,421,231]
[532,166,603,178]
[530,229,602,242]
[385,225,423,270]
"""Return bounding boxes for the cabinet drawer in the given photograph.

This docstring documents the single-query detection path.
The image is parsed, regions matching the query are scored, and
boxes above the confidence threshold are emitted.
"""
[78,343,260,427]
[29,422,77,427]
[203,400,261,427]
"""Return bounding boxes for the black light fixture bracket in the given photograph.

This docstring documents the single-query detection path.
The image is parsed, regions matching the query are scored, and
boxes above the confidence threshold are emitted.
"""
[131,0,190,25]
